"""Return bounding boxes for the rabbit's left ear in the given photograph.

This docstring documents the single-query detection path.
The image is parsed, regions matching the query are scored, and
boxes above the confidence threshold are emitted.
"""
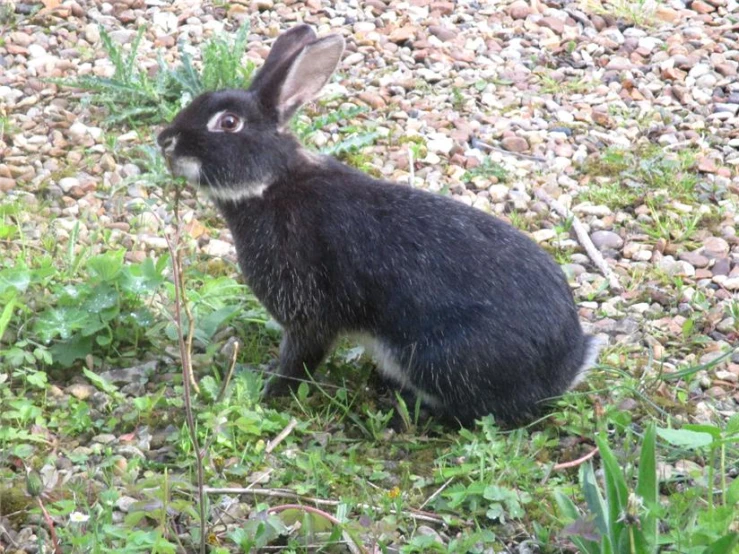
[275,34,345,125]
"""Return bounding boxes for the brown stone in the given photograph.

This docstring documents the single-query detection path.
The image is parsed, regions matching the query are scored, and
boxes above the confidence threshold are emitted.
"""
[655,5,681,22]
[428,25,457,42]
[430,1,454,14]
[388,26,417,43]
[662,67,687,81]
[538,16,564,34]
[358,91,387,110]
[501,136,529,153]
[6,44,29,55]
[679,251,710,268]
[671,85,691,104]
[697,157,718,173]
[508,0,532,19]
[712,257,731,275]
[591,15,607,31]
[705,386,726,398]
[715,62,738,76]
[703,237,730,257]
[592,110,613,127]
[0,177,16,192]
[154,35,176,48]
[690,0,715,12]
[450,49,475,63]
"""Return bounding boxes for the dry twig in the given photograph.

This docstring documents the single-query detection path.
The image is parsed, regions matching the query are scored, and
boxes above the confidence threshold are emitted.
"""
[419,476,453,510]
[474,139,548,163]
[534,189,623,292]
[265,418,299,454]
[163,189,207,554]
[553,447,600,470]
[36,498,62,554]
[203,486,453,526]
[216,340,240,403]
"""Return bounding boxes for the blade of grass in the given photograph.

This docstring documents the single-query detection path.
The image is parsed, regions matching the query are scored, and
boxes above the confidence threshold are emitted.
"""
[635,424,658,549]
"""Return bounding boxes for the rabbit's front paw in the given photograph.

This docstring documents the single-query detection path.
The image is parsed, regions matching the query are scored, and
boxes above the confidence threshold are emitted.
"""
[261,374,293,399]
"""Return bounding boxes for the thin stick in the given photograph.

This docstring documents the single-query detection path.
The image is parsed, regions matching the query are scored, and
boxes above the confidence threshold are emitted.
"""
[534,189,623,292]
[474,139,548,163]
[36,498,62,554]
[419,476,453,510]
[265,418,299,454]
[553,447,600,470]
[268,504,365,554]
[165,190,207,554]
[182,281,200,394]
[216,340,239,403]
[408,145,415,185]
[203,487,452,526]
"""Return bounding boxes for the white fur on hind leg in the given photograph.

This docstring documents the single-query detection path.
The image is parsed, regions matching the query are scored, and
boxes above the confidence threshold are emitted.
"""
[351,333,442,408]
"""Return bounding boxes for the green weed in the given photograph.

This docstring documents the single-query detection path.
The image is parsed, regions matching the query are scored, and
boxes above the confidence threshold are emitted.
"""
[556,419,739,553]
[462,157,508,185]
[65,24,254,126]
[579,145,703,210]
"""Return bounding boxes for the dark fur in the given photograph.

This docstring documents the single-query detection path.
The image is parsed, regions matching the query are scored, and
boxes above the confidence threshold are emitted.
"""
[158,25,598,427]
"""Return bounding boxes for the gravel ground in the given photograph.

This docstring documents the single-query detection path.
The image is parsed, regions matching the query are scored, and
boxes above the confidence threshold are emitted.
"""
[1,0,739,550]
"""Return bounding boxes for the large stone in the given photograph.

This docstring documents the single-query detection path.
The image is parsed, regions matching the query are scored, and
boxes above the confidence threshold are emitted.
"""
[389,26,416,43]
[508,0,532,19]
[538,17,564,34]
[500,136,529,153]
[428,25,457,42]
[703,237,729,257]
[678,251,709,268]
[0,177,15,191]
[591,231,624,250]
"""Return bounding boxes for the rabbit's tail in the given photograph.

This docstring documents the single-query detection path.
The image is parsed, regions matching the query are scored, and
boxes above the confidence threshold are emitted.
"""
[569,334,603,389]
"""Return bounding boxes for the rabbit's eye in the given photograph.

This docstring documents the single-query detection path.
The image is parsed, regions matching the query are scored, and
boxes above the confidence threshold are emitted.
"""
[217,113,242,132]
[207,111,244,133]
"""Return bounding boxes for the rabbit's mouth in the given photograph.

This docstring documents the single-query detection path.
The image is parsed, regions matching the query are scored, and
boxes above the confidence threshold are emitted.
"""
[168,156,203,186]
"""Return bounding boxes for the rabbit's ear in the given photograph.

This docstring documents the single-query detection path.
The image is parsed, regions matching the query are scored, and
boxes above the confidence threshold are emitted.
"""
[275,35,344,124]
[275,35,345,124]
[249,25,317,92]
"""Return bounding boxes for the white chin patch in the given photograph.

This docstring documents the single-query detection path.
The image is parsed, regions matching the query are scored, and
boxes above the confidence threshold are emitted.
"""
[172,157,202,185]
[206,183,270,202]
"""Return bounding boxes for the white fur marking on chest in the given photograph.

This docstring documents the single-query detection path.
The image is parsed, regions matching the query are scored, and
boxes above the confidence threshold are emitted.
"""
[208,182,270,202]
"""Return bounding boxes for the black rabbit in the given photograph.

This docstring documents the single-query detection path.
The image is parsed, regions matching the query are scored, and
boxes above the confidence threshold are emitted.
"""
[157,25,600,427]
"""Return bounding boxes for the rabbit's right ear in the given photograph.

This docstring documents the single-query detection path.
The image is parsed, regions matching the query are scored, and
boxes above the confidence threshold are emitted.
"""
[248,25,318,92]
[249,29,345,126]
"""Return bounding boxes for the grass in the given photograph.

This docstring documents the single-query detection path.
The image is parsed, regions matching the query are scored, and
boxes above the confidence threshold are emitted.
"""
[2,20,739,554]
[579,145,703,210]
[536,72,595,96]
[579,0,661,28]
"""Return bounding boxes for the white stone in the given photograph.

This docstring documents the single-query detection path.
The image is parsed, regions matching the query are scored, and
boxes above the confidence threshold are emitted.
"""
[58,177,80,192]
[84,24,101,43]
[488,184,509,202]
[204,239,234,258]
[27,44,47,58]
[532,229,557,243]
[425,133,454,155]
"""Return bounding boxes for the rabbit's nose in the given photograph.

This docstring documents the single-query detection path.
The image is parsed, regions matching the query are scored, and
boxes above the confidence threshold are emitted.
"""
[157,132,177,154]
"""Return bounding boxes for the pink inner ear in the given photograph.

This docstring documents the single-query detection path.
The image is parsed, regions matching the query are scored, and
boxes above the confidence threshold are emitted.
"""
[277,35,345,123]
